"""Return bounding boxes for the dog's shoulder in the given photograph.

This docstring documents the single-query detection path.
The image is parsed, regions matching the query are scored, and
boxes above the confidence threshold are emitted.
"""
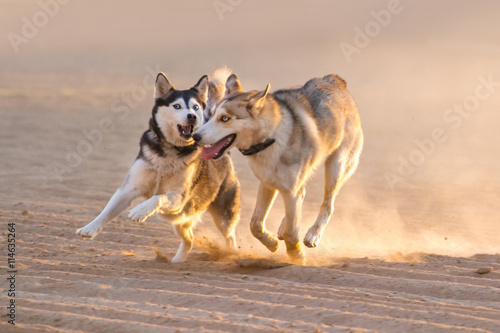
[137,129,165,161]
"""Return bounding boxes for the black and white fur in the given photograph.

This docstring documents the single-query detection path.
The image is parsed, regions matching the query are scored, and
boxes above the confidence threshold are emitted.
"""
[76,69,240,262]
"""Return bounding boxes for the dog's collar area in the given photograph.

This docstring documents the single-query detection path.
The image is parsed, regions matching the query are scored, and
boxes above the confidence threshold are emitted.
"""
[174,143,198,157]
[239,138,276,156]
[147,118,198,157]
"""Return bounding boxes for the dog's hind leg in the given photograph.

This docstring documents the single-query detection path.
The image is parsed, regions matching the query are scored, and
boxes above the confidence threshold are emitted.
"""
[76,159,156,239]
[172,221,194,262]
[281,187,306,264]
[208,176,240,251]
[209,207,239,251]
[250,183,280,253]
[303,143,361,248]
[278,188,306,241]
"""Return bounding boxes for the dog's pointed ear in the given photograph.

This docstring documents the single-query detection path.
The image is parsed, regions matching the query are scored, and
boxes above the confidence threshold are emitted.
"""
[192,75,209,102]
[154,73,174,99]
[225,74,242,95]
[249,84,271,111]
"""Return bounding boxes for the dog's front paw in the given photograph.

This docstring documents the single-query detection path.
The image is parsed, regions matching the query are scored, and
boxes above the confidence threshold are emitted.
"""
[128,202,154,222]
[260,232,280,253]
[76,223,101,239]
[303,227,322,248]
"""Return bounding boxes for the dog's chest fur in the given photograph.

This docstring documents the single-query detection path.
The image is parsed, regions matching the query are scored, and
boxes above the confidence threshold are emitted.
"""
[144,146,192,172]
[139,129,197,170]
[247,145,299,192]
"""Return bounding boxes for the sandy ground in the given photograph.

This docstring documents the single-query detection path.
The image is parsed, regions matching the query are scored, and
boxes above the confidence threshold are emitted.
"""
[1,1,500,332]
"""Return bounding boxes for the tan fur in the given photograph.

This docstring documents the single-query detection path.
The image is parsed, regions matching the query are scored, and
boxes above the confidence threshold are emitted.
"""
[76,70,240,263]
[194,73,363,264]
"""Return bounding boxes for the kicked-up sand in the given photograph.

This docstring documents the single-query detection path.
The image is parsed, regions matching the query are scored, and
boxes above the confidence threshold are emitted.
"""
[1,1,499,332]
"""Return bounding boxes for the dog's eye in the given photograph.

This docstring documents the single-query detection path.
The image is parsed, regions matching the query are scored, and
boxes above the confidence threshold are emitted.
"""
[221,116,230,122]
[173,104,181,110]
[193,105,199,111]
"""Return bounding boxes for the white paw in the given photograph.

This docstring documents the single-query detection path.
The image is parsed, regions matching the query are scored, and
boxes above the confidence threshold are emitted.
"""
[225,234,237,250]
[260,232,280,253]
[128,201,155,222]
[304,227,322,248]
[76,223,101,239]
[171,252,188,263]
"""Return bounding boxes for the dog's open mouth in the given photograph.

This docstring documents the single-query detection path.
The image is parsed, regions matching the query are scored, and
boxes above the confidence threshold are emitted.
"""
[201,134,236,160]
[178,124,194,139]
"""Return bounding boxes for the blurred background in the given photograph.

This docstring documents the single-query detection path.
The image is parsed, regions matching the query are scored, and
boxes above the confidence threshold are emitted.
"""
[1,0,499,259]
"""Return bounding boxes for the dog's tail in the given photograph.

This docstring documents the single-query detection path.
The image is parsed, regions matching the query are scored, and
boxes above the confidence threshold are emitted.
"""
[205,66,232,121]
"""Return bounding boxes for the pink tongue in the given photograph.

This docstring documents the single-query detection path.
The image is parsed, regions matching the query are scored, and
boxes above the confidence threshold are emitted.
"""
[182,125,192,134]
[201,137,229,160]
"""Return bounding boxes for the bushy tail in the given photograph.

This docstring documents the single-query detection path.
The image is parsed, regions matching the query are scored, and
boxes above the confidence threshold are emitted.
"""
[205,66,232,121]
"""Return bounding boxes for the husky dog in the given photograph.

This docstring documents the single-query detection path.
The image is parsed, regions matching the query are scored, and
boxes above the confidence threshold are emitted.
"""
[76,69,240,262]
[193,73,363,263]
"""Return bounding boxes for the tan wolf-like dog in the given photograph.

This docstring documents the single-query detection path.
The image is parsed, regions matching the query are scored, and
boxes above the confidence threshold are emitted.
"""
[192,73,363,263]
[76,68,240,262]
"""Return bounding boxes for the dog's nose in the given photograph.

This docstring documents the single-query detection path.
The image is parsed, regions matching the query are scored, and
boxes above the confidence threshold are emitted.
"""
[187,113,197,124]
[192,133,201,142]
